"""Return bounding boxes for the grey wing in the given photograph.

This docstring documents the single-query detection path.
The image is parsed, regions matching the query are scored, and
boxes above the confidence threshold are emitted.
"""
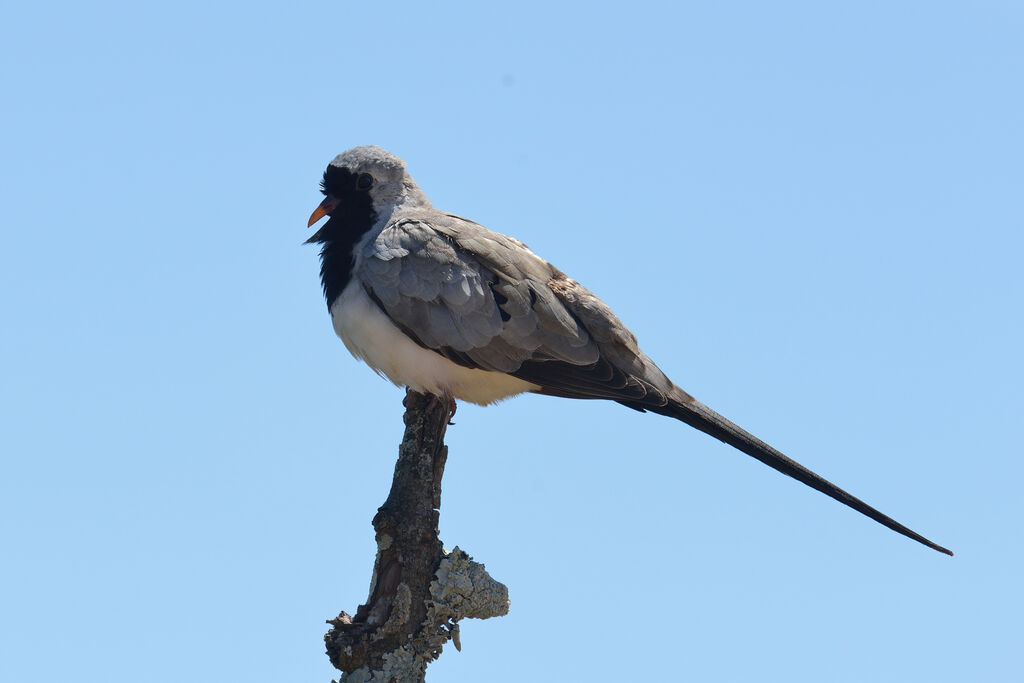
[358,215,595,372]
[358,213,681,407]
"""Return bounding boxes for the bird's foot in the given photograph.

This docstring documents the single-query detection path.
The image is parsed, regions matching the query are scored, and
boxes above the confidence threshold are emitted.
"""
[419,392,458,426]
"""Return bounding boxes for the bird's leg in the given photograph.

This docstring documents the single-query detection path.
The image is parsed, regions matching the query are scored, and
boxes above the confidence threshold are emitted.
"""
[423,392,458,425]
[424,392,441,414]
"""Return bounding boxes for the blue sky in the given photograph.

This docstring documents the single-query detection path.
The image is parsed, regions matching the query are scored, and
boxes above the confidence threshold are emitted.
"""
[2,1,1021,681]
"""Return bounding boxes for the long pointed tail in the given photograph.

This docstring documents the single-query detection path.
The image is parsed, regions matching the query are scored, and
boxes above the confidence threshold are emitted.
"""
[655,395,953,556]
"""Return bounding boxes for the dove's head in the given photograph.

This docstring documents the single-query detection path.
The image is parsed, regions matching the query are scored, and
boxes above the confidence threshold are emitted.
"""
[306,146,430,243]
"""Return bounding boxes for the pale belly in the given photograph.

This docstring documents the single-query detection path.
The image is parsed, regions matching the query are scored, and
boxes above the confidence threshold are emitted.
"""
[329,282,540,406]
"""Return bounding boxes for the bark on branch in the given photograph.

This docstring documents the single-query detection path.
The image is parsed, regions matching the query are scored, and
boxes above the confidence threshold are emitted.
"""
[325,390,509,682]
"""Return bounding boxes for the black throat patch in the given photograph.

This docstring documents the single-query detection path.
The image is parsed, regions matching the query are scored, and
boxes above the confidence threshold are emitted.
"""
[307,166,379,308]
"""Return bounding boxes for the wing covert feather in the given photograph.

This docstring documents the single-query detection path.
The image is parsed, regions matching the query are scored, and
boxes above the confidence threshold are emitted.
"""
[356,212,675,401]
[357,215,602,371]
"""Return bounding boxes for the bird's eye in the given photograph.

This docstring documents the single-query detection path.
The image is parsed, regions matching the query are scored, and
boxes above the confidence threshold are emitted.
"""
[356,173,374,191]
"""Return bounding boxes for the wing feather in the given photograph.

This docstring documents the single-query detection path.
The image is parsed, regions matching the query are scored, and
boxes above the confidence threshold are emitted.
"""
[356,212,678,403]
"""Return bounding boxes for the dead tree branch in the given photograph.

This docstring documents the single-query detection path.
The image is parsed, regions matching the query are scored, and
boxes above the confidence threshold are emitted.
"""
[325,390,509,682]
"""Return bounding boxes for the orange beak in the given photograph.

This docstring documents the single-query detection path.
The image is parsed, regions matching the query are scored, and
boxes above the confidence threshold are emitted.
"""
[307,196,340,227]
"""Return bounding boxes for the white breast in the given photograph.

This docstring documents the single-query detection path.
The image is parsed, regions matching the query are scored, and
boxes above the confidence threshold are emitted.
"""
[330,282,540,406]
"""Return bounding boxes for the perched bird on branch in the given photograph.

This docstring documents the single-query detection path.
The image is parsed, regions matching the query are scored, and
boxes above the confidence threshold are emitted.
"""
[305,145,951,556]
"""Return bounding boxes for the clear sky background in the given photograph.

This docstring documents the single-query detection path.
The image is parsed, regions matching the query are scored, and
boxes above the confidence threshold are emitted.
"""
[2,2,1021,681]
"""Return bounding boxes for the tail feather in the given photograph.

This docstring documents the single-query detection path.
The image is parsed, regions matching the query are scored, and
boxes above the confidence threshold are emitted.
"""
[647,396,953,556]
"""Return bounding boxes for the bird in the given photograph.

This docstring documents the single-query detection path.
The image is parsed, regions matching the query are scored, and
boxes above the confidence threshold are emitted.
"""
[305,145,952,556]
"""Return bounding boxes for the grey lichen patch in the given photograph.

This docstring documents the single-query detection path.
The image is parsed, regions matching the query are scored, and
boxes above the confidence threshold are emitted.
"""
[390,583,412,629]
[429,547,510,621]
[368,583,412,644]
[337,646,427,683]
